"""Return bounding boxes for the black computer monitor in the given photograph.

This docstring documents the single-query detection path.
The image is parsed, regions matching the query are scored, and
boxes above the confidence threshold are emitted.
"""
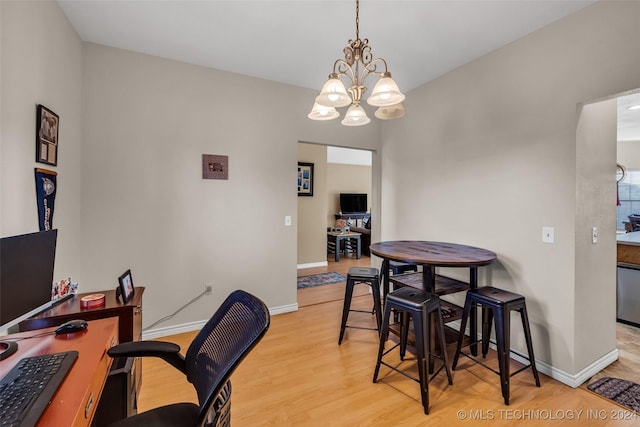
[0,229,57,359]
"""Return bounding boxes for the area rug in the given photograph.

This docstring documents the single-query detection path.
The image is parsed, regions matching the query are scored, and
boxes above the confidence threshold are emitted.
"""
[297,272,347,289]
[587,377,640,412]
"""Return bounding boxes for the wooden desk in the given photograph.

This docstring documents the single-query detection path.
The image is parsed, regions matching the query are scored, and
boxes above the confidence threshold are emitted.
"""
[21,288,144,343]
[327,231,361,262]
[19,288,144,423]
[370,240,497,355]
[0,318,118,427]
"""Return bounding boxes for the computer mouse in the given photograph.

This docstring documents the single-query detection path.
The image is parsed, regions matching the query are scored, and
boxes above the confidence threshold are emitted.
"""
[55,319,88,335]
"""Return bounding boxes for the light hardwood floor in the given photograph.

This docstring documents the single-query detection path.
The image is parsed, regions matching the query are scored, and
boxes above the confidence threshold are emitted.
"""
[138,256,640,426]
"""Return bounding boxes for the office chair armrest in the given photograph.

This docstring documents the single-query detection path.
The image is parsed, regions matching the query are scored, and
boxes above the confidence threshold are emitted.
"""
[108,341,187,374]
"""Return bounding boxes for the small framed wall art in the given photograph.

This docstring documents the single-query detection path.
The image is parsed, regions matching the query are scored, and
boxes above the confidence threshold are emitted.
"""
[297,162,314,196]
[202,154,229,180]
[36,104,59,166]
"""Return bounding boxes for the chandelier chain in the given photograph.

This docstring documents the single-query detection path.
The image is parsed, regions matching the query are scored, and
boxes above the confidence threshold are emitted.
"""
[355,0,360,41]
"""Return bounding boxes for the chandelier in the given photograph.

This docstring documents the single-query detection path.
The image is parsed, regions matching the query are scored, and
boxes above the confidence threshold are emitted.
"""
[308,0,406,126]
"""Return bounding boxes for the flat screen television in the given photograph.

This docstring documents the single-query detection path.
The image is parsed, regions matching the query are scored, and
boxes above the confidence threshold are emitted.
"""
[340,193,368,214]
[0,229,58,359]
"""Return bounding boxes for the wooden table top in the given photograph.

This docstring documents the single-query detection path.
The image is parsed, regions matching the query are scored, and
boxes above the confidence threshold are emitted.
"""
[370,240,497,267]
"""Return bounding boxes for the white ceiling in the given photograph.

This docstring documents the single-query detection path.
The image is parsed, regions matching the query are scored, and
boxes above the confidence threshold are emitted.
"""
[57,0,639,139]
[618,93,640,142]
[58,0,597,92]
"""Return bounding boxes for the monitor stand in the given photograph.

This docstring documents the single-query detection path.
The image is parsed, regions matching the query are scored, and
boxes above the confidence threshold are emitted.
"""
[0,340,18,360]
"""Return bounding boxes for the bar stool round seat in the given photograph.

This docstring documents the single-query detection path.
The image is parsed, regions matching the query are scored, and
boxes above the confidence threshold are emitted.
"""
[373,287,453,414]
[339,267,382,344]
[452,286,541,405]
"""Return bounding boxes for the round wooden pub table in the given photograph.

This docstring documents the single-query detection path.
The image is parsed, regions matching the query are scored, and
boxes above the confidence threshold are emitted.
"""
[370,240,497,356]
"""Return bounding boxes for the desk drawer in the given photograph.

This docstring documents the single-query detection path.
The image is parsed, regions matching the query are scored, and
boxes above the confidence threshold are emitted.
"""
[72,330,117,427]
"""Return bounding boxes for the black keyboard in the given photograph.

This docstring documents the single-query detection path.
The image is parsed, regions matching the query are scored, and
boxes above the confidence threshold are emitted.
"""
[0,351,78,427]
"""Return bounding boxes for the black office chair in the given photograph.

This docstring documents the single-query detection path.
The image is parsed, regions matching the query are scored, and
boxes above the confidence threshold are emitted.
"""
[106,289,270,427]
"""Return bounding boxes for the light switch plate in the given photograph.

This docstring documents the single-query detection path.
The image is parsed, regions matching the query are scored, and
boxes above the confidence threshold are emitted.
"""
[542,226,554,244]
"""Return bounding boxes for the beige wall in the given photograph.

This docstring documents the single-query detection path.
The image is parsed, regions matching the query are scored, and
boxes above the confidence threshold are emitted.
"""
[297,143,328,265]
[618,140,640,169]
[327,163,372,225]
[575,99,617,370]
[0,0,83,283]
[379,1,640,380]
[79,43,379,328]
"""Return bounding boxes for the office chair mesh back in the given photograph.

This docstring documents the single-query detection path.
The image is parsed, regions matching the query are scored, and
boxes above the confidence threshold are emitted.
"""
[185,289,270,426]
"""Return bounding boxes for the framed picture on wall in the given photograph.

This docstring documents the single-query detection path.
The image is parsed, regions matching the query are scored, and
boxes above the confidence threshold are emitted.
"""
[202,154,229,180]
[35,104,59,166]
[297,162,314,196]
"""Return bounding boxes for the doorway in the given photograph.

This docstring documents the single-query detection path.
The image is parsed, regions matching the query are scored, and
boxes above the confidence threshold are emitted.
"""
[297,143,374,306]
[584,90,640,387]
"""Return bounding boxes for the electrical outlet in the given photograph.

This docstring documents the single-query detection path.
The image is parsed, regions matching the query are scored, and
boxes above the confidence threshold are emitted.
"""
[542,226,554,244]
[205,284,213,295]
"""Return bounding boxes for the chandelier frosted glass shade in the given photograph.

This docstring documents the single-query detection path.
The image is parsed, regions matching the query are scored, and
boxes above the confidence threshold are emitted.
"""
[374,102,406,120]
[341,103,371,126]
[307,102,340,120]
[367,74,406,107]
[315,76,351,108]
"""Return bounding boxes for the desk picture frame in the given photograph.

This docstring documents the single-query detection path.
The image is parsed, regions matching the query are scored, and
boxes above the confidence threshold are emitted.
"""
[118,269,135,303]
[297,162,314,196]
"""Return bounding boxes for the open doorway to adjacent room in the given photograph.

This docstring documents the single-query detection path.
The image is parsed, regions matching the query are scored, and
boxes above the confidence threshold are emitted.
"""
[297,143,374,307]
[583,90,640,388]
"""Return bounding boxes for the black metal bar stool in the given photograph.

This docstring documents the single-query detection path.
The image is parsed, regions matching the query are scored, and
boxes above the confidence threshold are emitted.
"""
[389,260,418,275]
[373,287,453,414]
[339,267,382,344]
[452,286,541,405]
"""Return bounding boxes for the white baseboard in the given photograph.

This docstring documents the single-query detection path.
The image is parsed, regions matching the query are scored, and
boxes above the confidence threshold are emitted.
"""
[142,319,208,340]
[497,345,618,388]
[141,303,299,340]
[297,261,328,269]
[268,303,298,315]
[448,320,619,388]
[565,348,619,387]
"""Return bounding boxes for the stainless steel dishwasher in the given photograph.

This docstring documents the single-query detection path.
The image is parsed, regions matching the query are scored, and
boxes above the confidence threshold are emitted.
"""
[617,263,640,326]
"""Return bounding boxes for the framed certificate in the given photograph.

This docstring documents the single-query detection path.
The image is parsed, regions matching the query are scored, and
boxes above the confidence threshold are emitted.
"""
[36,104,59,166]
